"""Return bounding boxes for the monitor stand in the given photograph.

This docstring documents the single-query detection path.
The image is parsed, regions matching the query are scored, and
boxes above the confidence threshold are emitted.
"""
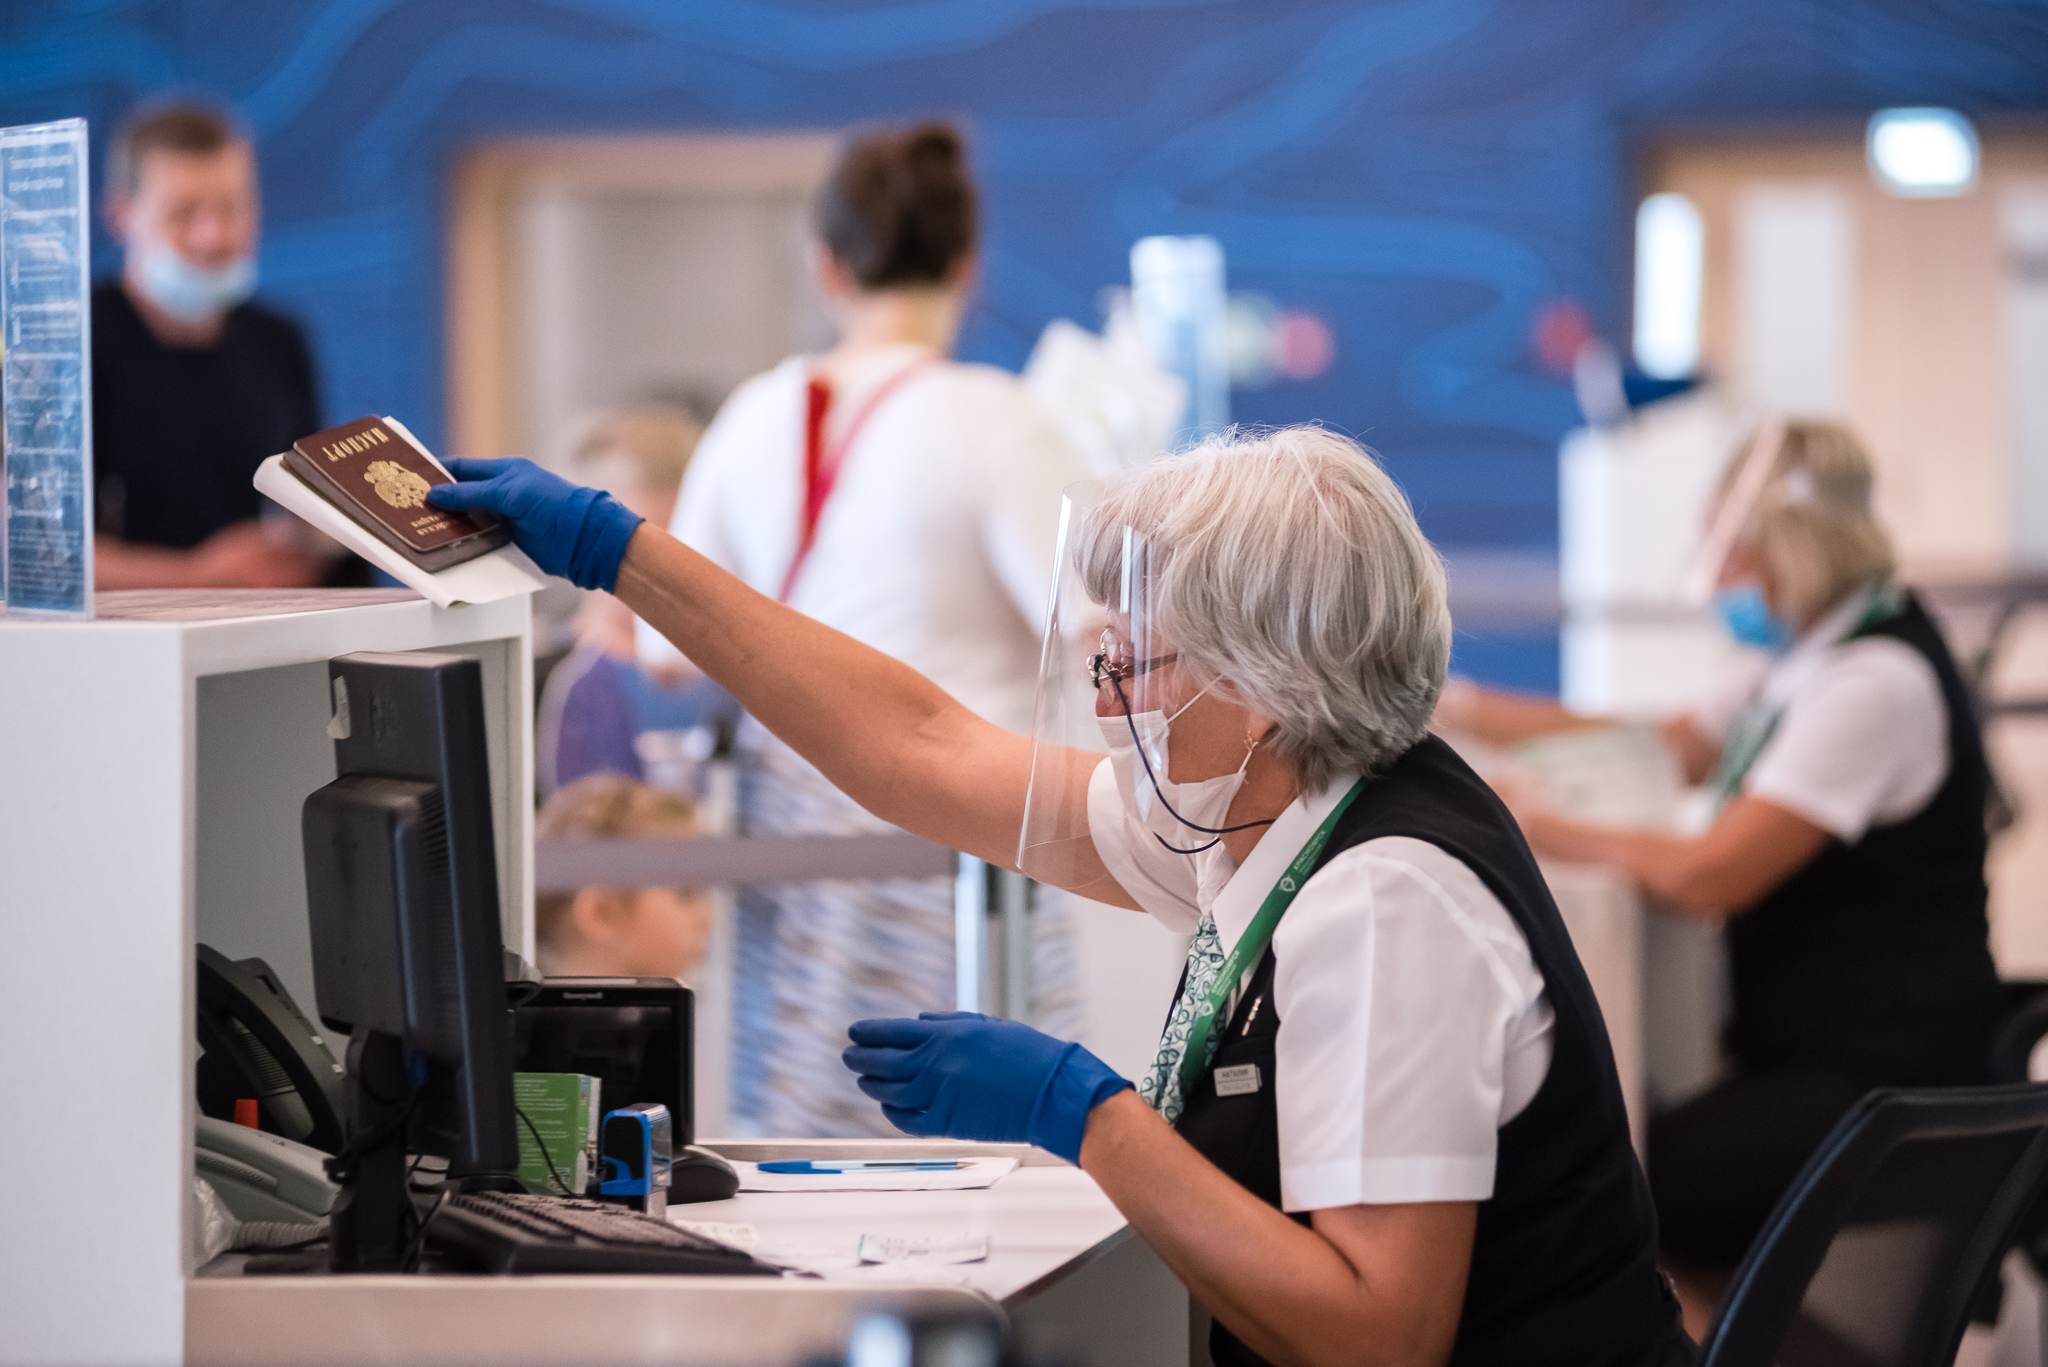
[327,1030,412,1273]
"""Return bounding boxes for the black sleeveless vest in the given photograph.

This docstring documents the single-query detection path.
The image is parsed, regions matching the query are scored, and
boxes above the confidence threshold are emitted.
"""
[1173,736,1690,1367]
[1723,591,2000,1085]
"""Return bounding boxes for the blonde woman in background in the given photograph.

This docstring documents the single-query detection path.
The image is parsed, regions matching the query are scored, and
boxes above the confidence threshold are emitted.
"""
[534,774,713,981]
[1437,421,2001,1329]
[637,121,1090,1137]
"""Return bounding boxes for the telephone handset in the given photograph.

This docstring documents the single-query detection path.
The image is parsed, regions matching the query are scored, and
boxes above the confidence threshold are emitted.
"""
[196,1115,338,1224]
[196,944,347,1154]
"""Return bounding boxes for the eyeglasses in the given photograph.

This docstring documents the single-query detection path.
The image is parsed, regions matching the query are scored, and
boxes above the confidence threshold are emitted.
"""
[1088,628,1177,691]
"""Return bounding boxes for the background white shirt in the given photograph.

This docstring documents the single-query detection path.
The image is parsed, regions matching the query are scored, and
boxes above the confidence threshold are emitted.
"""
[1692,589,1950,841]
[1087,759,1556,1211]
[639,345,1090,742]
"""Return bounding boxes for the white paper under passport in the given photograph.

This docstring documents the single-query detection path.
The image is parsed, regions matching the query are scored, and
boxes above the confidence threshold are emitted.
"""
[734,1157,1017,1193]
[253,433,548,608]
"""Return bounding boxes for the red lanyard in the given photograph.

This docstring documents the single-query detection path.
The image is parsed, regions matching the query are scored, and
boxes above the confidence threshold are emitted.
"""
[777,357,932,603]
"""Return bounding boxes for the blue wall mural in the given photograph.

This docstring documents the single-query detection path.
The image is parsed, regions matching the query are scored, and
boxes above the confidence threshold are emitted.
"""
[7,0,2048,686]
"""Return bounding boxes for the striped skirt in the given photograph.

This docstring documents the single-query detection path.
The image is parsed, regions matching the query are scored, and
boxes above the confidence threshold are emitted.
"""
[732,744,1078,1138]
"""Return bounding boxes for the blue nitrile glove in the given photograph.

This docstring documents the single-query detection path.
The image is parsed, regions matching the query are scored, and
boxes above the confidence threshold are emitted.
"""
[842,1011,1132,1164]
[426,457,644,592]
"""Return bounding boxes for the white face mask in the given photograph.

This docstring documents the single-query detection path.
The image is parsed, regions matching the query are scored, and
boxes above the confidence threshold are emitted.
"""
[1098,680,1257,874]
[135,235,256,323]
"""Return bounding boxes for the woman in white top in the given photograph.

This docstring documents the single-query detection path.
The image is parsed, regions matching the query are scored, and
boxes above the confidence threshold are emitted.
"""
[638,122,1089,1136]
[1437,421,2001,1325]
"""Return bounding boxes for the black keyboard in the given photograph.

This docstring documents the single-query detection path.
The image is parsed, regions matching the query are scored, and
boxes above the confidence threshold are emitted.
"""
[429,1190,780,1276]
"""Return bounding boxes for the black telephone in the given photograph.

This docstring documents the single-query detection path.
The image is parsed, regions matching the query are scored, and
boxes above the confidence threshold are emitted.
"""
[196,944,348,1154]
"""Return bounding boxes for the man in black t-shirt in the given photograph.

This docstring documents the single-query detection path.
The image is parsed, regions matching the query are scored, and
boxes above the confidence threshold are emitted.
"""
[93,101,339,589]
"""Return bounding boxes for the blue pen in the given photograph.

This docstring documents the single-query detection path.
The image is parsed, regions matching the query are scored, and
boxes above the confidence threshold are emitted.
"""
[759,1159,966,1174]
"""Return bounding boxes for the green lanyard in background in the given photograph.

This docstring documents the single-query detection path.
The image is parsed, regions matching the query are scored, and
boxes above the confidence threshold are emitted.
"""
[1176,776,1370,1098]
[1709,581,1902,810]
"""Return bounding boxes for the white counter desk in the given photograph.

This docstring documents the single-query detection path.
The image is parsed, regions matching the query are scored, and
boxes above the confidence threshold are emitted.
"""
[190,1143,1185,1367]
[0,591,1182,1367]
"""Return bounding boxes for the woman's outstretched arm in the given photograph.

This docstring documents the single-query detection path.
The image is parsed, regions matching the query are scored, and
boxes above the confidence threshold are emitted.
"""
[428,458,1129,903]
[1511,793,1830,918]
[1435,680,1722,786]
[615,522,1133,904]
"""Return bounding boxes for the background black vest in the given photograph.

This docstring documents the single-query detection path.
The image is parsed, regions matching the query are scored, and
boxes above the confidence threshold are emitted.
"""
[1723,591,2001,1084]
[1174,736,1690,1367]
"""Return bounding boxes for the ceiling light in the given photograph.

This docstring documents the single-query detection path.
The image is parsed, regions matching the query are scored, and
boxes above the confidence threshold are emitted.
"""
[1868,108,1978,198]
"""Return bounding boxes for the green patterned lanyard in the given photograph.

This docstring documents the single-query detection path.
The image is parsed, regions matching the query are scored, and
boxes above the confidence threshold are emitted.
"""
[1710,582,1901,810]
[1176,777,1370,1097]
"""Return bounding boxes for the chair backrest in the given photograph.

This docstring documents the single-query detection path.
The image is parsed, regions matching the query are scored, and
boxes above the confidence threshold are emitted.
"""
[1700,1084,2048,1367]
[1989,986,2048,1085]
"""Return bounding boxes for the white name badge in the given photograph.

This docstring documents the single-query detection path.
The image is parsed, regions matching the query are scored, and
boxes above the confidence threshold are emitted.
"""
[1215,1064,1261,1097]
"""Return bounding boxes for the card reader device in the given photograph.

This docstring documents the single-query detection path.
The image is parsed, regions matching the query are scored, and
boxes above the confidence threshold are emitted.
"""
[600,1103,671,1217]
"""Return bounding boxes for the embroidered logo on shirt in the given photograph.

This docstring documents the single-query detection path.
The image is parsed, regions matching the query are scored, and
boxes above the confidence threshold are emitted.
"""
[1215,1064,1261,1097]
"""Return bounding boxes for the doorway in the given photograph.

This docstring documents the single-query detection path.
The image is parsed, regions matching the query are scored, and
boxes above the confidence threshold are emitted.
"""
[446,133,839,467]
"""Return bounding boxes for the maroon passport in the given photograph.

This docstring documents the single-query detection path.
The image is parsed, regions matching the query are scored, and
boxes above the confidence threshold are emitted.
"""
[281,416,510,573]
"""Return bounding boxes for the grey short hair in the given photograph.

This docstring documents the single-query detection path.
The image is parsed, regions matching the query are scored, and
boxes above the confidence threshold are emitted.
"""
[1075,426,1451,791]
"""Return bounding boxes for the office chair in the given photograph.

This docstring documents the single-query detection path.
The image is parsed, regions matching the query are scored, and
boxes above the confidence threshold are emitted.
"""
[1988,987,2048,1292]
[1698,1083,2048,1367]
[1990,984,2048,1087]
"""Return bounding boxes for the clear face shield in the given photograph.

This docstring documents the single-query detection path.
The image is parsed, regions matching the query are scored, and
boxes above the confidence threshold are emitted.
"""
[1018,485,1267,890]
[1679,417,1787,605]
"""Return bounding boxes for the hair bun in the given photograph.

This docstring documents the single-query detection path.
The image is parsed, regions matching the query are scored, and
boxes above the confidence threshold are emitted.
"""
[817,120,977,291]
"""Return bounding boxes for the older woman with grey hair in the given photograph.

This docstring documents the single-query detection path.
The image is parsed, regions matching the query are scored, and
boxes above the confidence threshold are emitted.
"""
[1438,420,2001,1330]
[432,427,1691,1367]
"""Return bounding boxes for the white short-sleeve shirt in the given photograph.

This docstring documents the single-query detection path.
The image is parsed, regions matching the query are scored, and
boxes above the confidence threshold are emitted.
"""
[1692,587,1950,842]
[636,344,1090,740]
[1087,760,1556,1211]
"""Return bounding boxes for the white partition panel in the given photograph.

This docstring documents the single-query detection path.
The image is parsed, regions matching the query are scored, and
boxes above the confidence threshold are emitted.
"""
[1,619,188,1364]
[0,589,532,1367]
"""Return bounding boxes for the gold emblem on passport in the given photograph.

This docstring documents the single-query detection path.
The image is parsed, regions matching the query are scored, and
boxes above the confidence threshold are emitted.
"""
[364,460,431,510]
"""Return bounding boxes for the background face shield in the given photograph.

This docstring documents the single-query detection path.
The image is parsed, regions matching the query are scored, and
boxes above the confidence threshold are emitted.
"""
[1018,485,1175,886]
[1680,417,1787,604]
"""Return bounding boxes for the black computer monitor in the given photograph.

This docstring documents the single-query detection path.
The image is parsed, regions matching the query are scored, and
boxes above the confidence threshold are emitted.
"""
[301,650,519,1270]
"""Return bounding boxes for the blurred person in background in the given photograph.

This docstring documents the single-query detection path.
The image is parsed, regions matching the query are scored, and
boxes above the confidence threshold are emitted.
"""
[93,100,349,589]
[1435,420,2001,1331]
[534,774,712,981]
[537,404,737,796]
[637,120,1090,1136]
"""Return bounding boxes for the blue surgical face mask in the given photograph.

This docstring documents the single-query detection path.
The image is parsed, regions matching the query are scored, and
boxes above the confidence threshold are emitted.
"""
[1715,582,1794,654]
[135,239,256,323]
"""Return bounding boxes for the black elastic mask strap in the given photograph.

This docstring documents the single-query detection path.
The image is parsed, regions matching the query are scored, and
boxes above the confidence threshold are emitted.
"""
[1107,673,1276,855]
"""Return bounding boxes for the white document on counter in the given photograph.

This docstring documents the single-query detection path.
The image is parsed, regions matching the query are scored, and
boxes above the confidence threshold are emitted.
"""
[734,1157,1018,1193]
[858,1231,988,1264]
[254,451,549,608]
